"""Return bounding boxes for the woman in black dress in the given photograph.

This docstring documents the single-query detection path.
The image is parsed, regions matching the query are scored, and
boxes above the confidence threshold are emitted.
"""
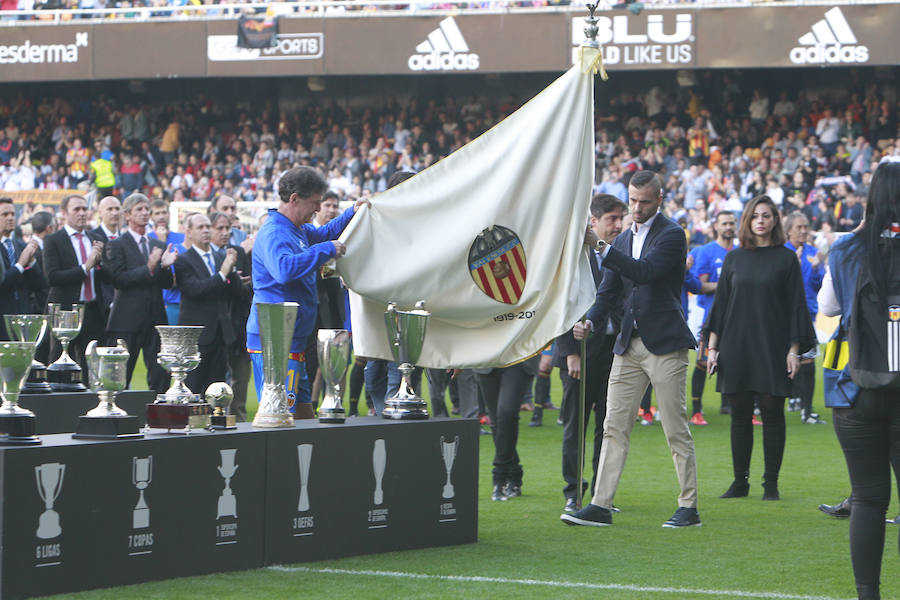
[705,195,817,500]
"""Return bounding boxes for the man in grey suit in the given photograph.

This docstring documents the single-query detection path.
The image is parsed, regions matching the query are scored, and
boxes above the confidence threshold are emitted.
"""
[562,171,700,529]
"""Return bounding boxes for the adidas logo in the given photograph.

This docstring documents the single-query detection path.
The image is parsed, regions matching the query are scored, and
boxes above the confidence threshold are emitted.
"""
[790,7,869,65]
[408,17,480,72]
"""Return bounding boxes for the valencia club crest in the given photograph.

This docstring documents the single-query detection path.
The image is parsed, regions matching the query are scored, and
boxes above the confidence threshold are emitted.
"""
[468,225,527,304]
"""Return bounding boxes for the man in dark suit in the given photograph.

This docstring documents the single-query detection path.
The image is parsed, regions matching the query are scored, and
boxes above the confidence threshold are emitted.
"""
[106,193,177,394]
[175,213,242,395]
[43,194,106,371]
[0,198,45,341]
[89,195,123,330]
[555,194,625,514]
[562,170,701,529]
[210,211,252,421]
[25,210,54,364]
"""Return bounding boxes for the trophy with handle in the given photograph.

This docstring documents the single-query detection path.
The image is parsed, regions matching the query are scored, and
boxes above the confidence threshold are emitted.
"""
[252,302,299,428]
[4,314,52,394]
[0,341,42,444]
[145,326,211,433]
[317,329,351,423]
[73,340,142,439]
[46,303,86,392]
[382,301,430,420]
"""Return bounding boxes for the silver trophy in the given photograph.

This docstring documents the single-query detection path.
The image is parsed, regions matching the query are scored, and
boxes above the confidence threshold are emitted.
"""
[74,340,142,439]
[36,462,65,539]
[4,314,51,394]
[440,435,459,499]
[252,302,299,428]
[47,303,86,392]
[132,455,152,529]
[317,329,351,423]
[382,301,430,420]
[156,326,203,402]
[0,341,41,444]
[206,382,236,430]
[146,326,210,432]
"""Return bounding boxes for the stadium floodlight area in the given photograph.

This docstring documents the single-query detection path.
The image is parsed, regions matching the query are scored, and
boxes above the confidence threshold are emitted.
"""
[0,0,890,27]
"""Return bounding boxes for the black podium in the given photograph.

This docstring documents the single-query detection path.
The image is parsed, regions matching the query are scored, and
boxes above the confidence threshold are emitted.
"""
[0,418,479,599]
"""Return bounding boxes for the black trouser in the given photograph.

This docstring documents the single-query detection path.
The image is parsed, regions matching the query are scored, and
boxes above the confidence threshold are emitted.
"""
[477,365,531,486]
[425,368,451,417]
[833,389,900,599]
[227,342,252,422]
[186,329,228,398]
[793,361,816,414]
[725,393,786,486]
[114,325,168,395]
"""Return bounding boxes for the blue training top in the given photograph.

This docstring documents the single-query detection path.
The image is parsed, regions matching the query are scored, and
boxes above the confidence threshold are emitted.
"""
[246,207,355,353]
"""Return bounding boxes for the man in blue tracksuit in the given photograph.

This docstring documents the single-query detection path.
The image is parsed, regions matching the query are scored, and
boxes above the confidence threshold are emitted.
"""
[247,166,368,419]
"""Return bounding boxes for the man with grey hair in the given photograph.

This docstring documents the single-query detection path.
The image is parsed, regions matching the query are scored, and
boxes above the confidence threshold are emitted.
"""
[105,193,178,393]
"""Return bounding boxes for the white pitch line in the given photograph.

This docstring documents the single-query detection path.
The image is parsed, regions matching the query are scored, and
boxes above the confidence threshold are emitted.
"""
[267,566,851,600]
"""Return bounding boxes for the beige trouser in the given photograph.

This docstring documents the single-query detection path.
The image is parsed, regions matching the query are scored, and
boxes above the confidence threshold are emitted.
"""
[590,337,698,509]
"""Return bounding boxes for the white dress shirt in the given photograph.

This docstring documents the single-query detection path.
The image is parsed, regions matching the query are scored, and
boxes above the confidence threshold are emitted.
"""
[64,224,95,300]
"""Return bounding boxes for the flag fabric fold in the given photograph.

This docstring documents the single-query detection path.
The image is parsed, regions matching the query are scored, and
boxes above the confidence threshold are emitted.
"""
[336,47,601,368]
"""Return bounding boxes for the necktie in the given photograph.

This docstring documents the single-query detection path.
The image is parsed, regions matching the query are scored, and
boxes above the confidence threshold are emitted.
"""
[140,236,149,260]
[4,239,15,267]
[74,232,93,302]
[204,252,216,276]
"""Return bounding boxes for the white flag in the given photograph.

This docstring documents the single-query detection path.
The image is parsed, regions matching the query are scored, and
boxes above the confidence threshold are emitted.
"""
[337,48,602,368]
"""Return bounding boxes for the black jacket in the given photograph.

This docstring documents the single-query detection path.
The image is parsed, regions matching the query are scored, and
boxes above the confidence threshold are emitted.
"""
[43,227,105,308]
[174,247,242,346]
[586,214,696,356]
[0,238,47,339]
[105,233,173,333]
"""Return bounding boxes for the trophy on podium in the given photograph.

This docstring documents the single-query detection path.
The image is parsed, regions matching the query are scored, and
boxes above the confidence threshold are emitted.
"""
[73,340,142,439]
[4,314,52,394]
[145,326,211,433]
[252,302,298,428]
[317,329,351,423]
[46,303,86,392]
[0,341,42,444]
[206,382,236,430]
[382,301,430,420]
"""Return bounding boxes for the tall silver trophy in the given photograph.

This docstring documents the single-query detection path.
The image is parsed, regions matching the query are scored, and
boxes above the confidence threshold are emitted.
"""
[46,303,86,392]
[145,326,211,432]
[4,314,52,394]
[0,341,42,444]
[382,301,430,420]
[252,302,299,428]
[317,329,351,423]
[73,340,142,439]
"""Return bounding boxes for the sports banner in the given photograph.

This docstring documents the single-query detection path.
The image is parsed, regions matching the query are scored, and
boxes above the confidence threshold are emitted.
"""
[336,48,603,368]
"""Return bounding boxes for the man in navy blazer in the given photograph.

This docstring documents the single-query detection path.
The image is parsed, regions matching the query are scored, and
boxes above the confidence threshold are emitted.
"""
[105,194,177,394]
[561,170,700,529]
[554,193,625,514]
[174,213,243,395]
[0,198,45,341]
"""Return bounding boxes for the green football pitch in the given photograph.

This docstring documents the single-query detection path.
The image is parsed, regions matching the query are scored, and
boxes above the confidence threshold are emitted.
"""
[56,354,898,600]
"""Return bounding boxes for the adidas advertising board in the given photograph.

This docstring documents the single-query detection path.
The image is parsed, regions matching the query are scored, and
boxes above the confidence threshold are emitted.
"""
[789,7,869,65]
[408,17,480,72]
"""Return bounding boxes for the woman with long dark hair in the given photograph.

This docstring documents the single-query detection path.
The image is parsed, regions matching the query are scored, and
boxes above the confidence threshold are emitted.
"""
[818,159,900,600]
[704,195,817,501]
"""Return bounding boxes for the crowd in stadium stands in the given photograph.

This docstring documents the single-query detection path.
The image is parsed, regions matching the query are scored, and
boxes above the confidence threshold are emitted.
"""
[1,70,898,247]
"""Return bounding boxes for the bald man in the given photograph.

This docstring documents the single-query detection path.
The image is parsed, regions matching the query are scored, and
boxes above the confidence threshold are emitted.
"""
[90,195,122,335]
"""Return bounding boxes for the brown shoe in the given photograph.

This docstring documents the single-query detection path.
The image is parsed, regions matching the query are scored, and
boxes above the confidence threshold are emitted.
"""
[520,403,534,412]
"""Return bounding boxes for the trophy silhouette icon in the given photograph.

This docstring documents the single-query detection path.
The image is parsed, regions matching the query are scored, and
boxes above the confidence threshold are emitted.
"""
[132,456,152,529]
[35,462,65,539]
[440,436,459,499]
[217,449,238,519]
[372,439,386,505]
[297,444,313,512]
